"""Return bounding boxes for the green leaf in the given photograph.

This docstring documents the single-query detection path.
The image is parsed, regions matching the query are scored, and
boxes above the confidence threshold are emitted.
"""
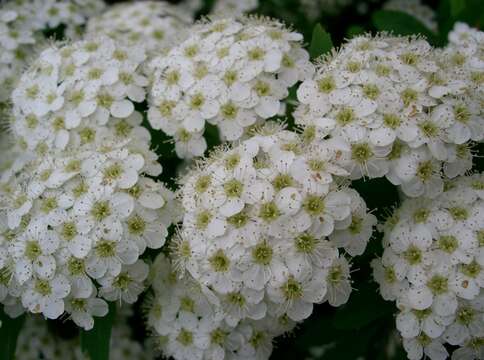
[309,24,333,59]
[450,0,466,16]
[346,25,365,38]
[372,10,437,45]
[81,302,116,360]
[0,309,25,360]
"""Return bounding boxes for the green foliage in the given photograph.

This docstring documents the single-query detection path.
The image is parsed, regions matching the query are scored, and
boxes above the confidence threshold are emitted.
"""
[80,302,116,360]
[0,309,25,360]
[309,24,333,59]
[372,10,438,45]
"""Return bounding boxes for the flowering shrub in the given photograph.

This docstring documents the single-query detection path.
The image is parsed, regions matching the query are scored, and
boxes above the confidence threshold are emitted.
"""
[0,1,482,360]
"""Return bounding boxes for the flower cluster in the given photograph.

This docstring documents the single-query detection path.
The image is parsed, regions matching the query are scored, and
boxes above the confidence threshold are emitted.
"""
[11,36,149,153]
[0,129,177,325]
[0,0,105,103]
[1,36,180,327]
[212,0,259,17]
[383,0,437,33]
[147,16,313,158]
[372,173,484,360]
[295,33,484,198]
[146,253,295,360]
[156,124,376,359]
[86,1,193,56]
[15,308,153,360]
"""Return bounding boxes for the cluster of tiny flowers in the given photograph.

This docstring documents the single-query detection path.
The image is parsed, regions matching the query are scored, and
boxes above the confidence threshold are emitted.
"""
[0,0,105,102]
[372,173,484,360]
[146,253,295,360]
[383,0,437,33]
[86,1,193,57]
[15,315,83,360]
[295,33,484,198]
[0,126,178,325]
[211,0,259,17]
[164,124,375,358]
[11,36,149,153]
[15,308,153,360]
[0,35,180,325]
[147,16,314,159]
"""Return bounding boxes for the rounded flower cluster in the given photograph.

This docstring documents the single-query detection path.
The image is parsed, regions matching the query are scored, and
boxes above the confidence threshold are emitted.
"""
[372,173,484,360]
[147,16,314,159]
[146,253,295,360]
[0,125,178,325]
[0,0,105,103]
[295,33,484,198]
[383,0,437,33]
[16,309,152,360]
[211,0,259,17]
[173,125,376,330]
[11,36,149,153]
[86,1,192,56]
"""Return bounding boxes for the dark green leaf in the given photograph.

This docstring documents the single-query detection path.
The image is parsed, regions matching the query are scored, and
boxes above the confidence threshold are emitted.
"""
[450,0,466,16]
[309,24,333,59]
[372,10,437,45]
[0,309,25,360]
[346,25,365,38]
[80,302,116,360]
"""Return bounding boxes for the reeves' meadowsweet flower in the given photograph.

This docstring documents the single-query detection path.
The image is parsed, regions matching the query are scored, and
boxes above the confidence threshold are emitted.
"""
[0,0,105,104]
[147,16,314,158]
[0,123,178,325]
[11,36,148,153]
[86,1,192,56]
[372,173,484,360]
[146,253,295,360]
[295,32,484,198]
[211,0,259,17]
[173,123,375,331]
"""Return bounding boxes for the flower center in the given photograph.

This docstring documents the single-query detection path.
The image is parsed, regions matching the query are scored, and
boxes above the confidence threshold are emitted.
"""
[35,279,52,296]
[351,143,374,164]
[127,214,146,235]
[403,245,422,265]
[272,174,294,191]
[209,250,230,272]
[295,232,318,253]
[281,277,303,300]
[91,201,112,221]
[95,239,116,258]
[25,241,42,261]
[427,275,448,295]
[61,222,78,241]
[259,201,280,222]
[224,179,243,198]
[176,329,193,346]
[252,241,273,265]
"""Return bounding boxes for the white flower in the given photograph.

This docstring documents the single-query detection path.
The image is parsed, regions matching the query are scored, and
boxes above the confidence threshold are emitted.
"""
[11,37,147,152]
[65,294,108,330]
[86,1,192,56]
[176,125,373,331]
[147,17,313,158]
[373,173,484,360]
[21,273,70,319]
[295,32,483,198]
[98,260,149,303]
[9,219,59,284]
